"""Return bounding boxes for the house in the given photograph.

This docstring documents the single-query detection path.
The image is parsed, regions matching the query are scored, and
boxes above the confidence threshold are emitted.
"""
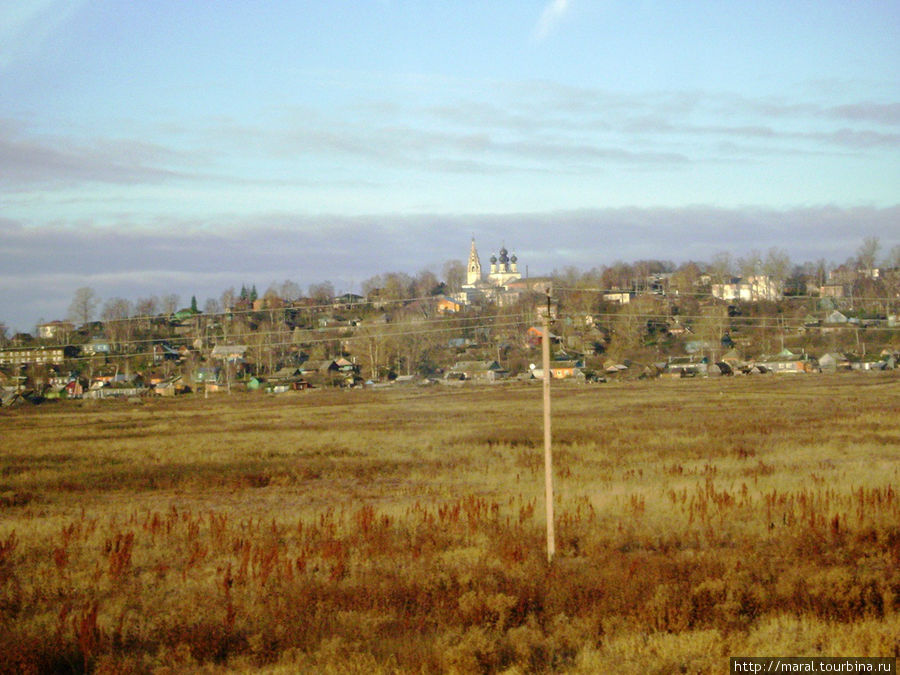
[153,375,189,397]
[85,382,149,399]
[83,338,111,355]
[818,352,850,373]
[435,296,463,314]
[711,275,783,302]
[65,380,84,398]
[334,358,359,374]
[210,344,249,363]
[825,310,848,324]
[849,356,889,372]
[531,360,585,380]
[819,284,847,298]
[153,343,182,362]
[333,293,365,309]
[664,357,708,378]
[317,315,352,329]
[445,360,507,382]
[666,320,691,337]
[525,326,560,348]
[268,367,311,391]
[603,291,633,304]
[0,346,73,366]
[754,349,812,374]
[192,367,219,385]
[603,361,631,375]
[172,308,201,322]
[298,360,342,386]
[684,340,716,355]
[37,321,74,341]
[299,359,339,375]
[720,349,745,370]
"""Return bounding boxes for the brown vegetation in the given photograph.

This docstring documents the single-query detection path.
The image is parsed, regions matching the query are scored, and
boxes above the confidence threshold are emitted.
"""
[1,375,899,673]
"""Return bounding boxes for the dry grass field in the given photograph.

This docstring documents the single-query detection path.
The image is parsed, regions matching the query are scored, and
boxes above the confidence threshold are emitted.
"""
[2,374,900,673]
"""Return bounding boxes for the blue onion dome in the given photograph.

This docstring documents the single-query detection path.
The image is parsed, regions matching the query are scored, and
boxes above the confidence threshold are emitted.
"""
[499,247,509,263]
[510,254,517,263]
[490,255,497,263]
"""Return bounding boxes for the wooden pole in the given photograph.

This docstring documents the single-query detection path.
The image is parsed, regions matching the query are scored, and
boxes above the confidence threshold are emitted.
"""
[542,302,555,563]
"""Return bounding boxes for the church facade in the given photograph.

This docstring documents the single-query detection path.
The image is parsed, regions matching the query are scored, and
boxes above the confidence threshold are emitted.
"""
[463,238,521,289]
[457,238,524,305]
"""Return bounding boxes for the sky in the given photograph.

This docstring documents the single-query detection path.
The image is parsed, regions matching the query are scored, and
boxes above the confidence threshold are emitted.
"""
[1,0,898,331]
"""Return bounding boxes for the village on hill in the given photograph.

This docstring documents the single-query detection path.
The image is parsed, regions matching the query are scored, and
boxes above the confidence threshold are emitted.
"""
[1,238,899,404]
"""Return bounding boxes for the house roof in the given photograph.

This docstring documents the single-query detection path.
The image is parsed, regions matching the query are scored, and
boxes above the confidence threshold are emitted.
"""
[757,351,807,363]
[549,361,582,370]
[211,344,248,356]
[271,367,301,379]
[448,360,502,372]
[301,359,337,372]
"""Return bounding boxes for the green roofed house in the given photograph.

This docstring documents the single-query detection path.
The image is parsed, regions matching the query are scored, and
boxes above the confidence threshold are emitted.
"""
[754,349,812,374]
[172,308,200,322]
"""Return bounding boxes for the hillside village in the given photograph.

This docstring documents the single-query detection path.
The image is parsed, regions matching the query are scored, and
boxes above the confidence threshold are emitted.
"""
[1,238,899,404]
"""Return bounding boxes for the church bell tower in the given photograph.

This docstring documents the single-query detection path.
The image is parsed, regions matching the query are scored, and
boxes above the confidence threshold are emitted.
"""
[466,237,482,286]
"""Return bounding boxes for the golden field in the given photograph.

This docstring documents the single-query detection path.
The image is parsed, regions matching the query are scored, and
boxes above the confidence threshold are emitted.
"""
[1,374,899,673]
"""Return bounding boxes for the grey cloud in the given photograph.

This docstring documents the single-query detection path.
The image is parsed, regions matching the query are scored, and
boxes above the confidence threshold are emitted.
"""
[0,123,189,188]
[826,103,900,126]
[3,205,897,331]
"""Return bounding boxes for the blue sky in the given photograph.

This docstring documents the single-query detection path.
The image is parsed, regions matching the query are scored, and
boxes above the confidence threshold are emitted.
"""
[1,0,898,330]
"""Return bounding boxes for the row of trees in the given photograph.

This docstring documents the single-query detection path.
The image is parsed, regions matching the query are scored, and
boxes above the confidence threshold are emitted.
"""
[57,237,897,330]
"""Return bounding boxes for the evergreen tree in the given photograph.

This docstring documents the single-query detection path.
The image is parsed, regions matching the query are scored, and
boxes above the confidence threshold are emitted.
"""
[250,284,258,303]
[191,295,199,313]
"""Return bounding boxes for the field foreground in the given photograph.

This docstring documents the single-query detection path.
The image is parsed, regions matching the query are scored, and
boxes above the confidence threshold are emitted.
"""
[2,375,900,673]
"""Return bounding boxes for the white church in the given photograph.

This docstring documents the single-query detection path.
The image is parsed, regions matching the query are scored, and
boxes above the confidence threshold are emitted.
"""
[455,238,549,306]
[465,238,521,288]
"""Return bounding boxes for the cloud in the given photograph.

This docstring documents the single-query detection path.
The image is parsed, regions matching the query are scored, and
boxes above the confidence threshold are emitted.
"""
[0,122,188,189]
[826,103,900,126]
[2,205,897,331]
[533,0,571,42]
[0,0,87,70]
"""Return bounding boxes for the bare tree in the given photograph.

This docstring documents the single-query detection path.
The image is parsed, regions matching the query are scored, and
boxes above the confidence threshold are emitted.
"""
[887,244,900,270]
[68,287,99,326]
[204,298,221,315]
[442,259,466,293]
[670,261,701,296]
[814,259,830,287]
[132,296,159,334]
[856,236,881,271]
[101,297,133,350]
[308,281,335,305]
[278,279,302,302]
[737,249,762,279]
[134,296,159,318]
[709,252,733,284]
[763,247,791,298]
[161,294,180,315]
[220,287,237,313]
[413,268,439,297]
[381,272,414,301]
[695,305,729,362]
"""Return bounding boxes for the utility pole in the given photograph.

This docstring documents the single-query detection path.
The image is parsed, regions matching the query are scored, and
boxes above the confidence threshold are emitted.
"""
[542,293,555,563]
